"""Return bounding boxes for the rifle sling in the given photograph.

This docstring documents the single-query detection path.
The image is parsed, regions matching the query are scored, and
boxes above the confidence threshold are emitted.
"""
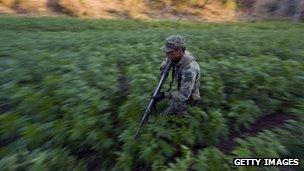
[167,62,175,92]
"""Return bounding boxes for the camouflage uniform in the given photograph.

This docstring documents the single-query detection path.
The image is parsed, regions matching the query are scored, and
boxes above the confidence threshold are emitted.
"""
[160,35,201,116]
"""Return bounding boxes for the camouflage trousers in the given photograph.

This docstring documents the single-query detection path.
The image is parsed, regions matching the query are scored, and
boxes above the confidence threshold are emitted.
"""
[163,98,200,116]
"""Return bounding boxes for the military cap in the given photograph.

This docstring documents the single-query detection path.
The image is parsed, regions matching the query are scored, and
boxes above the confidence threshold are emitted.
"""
[161,35,186,52]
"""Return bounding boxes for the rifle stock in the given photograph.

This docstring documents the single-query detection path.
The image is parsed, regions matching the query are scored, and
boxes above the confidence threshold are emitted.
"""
[134,59,172,139]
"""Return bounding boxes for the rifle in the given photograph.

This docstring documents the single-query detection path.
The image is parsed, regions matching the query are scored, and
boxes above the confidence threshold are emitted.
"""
[134,59,173,139]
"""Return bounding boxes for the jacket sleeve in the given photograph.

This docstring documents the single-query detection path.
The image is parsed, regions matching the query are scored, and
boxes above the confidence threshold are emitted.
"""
[170,68,197,102]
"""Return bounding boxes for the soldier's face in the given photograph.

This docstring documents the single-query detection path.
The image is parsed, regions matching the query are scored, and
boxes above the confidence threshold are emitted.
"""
[167,49,183,61]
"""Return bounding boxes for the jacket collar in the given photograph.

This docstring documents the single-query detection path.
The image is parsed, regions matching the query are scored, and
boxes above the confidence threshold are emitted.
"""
[176,50,195,68]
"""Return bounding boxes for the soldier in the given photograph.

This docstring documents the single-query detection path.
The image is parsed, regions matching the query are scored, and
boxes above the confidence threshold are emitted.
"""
[152,35,201,116]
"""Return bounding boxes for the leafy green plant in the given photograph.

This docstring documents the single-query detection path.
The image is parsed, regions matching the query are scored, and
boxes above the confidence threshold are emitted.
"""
[232,130,288,158]
[0,16,303,170]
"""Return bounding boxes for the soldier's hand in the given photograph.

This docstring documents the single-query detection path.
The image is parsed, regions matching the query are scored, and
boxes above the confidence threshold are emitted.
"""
[151,92,165,102]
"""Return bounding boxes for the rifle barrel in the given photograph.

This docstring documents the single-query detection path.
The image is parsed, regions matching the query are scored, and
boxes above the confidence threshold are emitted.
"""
[134,59,172,139]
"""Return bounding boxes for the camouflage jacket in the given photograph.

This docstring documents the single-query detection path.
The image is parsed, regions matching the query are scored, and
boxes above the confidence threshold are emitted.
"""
[161,50,201,102]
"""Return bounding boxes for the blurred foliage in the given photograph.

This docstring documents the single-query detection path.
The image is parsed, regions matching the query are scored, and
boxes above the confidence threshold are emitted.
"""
[0,17,303,170]
[1,0,303,21]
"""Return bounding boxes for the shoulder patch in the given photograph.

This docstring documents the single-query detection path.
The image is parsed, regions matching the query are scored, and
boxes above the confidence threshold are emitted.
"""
[184,71,193,82]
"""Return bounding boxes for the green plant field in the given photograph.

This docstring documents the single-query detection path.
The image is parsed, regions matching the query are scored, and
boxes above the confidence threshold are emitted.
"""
[0,17,303,170]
